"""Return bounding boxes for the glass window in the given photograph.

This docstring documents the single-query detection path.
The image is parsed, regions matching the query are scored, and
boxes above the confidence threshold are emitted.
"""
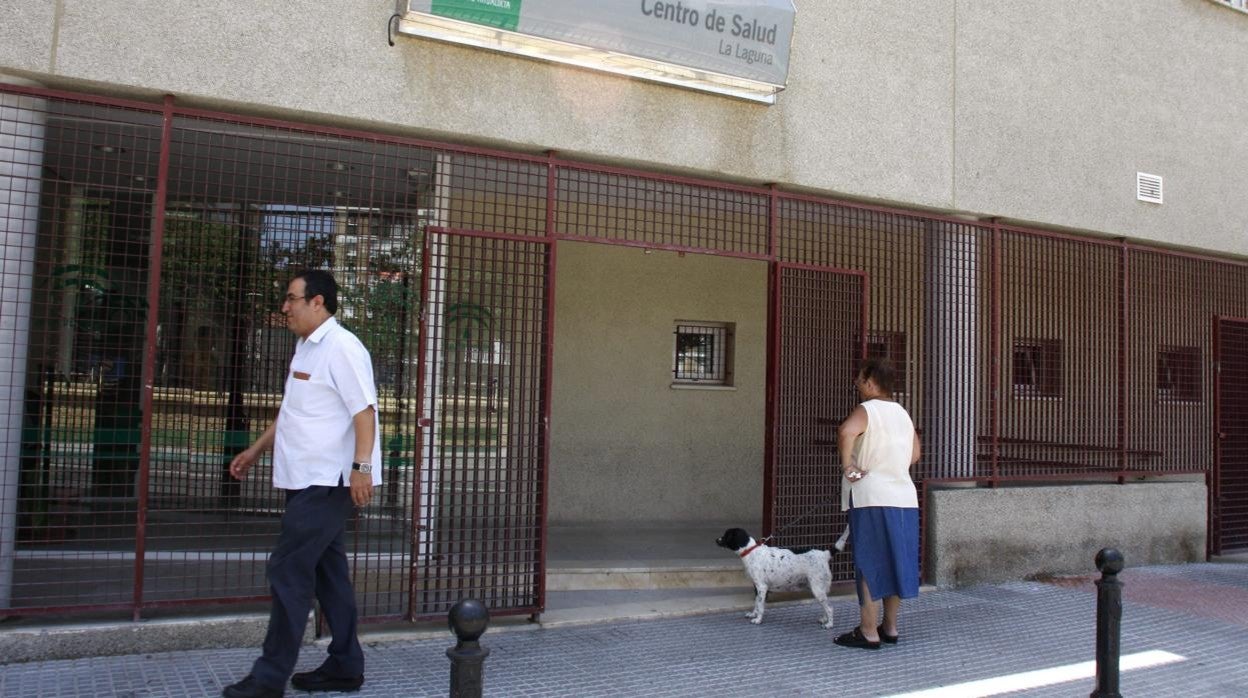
[673,321,734,386]
[1157,346,1201,403]
[1012,338,1062,398]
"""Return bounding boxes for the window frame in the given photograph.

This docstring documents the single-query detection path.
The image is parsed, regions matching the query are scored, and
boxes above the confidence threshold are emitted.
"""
[1156,345,1202,404]
[1011,338,1063,399]
[672,321,735,387]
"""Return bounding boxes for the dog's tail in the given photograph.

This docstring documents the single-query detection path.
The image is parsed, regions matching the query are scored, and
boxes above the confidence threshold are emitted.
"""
[833,525,851,552]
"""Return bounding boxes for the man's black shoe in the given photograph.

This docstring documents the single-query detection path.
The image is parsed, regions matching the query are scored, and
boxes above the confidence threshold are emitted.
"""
[222,674,284,698]
[291,668,365,692]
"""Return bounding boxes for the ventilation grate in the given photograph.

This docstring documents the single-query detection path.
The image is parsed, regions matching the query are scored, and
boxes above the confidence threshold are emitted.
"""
[1208,0,1248,16]
[1137,172,1163,204]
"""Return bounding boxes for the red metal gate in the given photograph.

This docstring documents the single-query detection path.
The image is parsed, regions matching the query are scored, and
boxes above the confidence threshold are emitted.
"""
[1214,317,1248,554]
[411,228,551,619]
[765,263,865,579]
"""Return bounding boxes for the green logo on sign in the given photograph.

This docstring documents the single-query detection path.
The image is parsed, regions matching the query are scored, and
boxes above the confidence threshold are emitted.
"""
[431,0,522,31]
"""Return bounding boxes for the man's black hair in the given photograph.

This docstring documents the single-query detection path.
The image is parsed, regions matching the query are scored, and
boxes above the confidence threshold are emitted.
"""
[294,269,338,315]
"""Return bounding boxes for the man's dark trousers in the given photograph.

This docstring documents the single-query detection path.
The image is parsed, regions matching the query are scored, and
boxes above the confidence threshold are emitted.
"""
[250,483,364,690]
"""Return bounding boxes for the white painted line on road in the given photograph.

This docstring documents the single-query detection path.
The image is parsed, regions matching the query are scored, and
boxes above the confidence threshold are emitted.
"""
[883,649,1186,698]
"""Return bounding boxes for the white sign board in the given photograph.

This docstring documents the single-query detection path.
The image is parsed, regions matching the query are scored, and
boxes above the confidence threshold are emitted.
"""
[400,0,797,103]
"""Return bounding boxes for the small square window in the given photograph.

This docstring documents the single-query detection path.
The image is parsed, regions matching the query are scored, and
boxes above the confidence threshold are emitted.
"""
[1012,338,1062,398]
[673,322,734,386]
[1157,346,1201,403]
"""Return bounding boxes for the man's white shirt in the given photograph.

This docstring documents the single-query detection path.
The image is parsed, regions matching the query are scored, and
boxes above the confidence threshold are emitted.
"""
[272,316,383,489]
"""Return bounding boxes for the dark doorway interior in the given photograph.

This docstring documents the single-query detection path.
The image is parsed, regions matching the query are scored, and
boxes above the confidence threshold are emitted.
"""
[1216,318,1248,554]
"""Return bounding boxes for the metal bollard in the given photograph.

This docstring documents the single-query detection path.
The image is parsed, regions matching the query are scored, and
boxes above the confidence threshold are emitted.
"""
[447,598,491,698]
[1090,548,1124,698]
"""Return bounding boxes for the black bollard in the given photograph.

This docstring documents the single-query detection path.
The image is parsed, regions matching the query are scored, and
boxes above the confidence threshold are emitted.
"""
[1090,548,1124,698]
[447,598,491,698]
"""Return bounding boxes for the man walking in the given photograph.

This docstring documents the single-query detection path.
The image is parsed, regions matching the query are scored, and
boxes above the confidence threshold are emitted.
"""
[223,270,382,698]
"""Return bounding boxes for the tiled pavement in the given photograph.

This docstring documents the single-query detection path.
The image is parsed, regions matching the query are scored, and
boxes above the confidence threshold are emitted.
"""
[2,562,1245,697]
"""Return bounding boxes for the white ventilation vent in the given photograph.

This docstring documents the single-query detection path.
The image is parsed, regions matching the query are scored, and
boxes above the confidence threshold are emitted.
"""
[1137,172,1163,204]
[1208,0,1248,16]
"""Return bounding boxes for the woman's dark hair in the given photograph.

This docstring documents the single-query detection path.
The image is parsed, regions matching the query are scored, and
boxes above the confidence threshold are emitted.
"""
[294,269,339,315]
[859,358,896,395]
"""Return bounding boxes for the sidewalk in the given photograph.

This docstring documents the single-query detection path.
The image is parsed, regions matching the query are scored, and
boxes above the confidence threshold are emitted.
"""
[1,561,1245,697]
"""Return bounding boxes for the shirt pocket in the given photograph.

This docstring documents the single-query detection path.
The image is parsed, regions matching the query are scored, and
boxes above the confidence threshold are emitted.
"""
[285,369,315,415]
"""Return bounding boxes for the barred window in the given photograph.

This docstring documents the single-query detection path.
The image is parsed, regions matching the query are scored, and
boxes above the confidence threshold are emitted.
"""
[1012,338,1062,398]
[673,322,734,386]
[1157,346,1201,403]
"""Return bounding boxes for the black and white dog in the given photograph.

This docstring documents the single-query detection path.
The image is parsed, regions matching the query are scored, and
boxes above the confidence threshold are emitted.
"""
[715,527,834,629]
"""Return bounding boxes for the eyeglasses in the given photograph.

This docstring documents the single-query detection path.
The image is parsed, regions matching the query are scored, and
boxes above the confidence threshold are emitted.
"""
[283,294,307,304]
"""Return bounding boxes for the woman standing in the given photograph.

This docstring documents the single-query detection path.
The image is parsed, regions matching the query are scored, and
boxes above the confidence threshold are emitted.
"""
[834,359,921,650]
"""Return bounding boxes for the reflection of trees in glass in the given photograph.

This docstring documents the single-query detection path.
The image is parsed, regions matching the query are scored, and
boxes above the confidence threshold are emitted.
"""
[162,212,242,301]
[337,216,421,390]
[159,211,242,389]
[257,231,333,310]
[342,277,414,389]
[46,202,141,381]
[263,232,334,271]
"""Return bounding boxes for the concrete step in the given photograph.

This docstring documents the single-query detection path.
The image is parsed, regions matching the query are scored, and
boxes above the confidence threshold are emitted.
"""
[0,584,866,663]
[540,588,760,627]
[366,587,852,637]
[545,562,749,591]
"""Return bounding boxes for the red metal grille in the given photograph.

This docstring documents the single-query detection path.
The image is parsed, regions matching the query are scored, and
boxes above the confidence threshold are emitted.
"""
[555,165,769,257]
[1125,249,1226,476]
[5,81,1248,620]
[441,153,547,237]
[413,230,548,619]
[778,200,989,482]
[767,264,863,578]
[1216,318,1248,553]
[147,113,441,619]
[5,94,168,614]
[994,231,1122,477]
[1,88,554,619]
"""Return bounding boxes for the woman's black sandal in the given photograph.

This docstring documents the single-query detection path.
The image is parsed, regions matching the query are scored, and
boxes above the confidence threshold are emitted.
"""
[833,627,881,650]
[877,625,899,644]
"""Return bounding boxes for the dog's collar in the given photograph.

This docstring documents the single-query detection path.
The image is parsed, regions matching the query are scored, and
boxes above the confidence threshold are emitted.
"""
[739,542,763,558]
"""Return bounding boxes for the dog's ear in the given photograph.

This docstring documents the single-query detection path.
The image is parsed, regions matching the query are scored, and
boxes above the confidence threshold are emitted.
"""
[724,528,750,550]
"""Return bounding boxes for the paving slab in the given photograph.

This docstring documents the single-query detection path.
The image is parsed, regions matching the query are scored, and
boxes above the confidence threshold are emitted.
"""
[0,562,1244,697]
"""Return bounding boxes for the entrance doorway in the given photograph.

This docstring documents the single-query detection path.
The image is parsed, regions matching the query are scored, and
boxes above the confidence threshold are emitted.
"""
[547,242,768,529]
[1215,317,1248,554]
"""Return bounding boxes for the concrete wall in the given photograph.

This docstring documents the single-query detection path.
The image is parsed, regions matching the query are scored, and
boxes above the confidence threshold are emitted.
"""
[549,242,767,524]
[926,481,1207,587]
[2,1,1246,256]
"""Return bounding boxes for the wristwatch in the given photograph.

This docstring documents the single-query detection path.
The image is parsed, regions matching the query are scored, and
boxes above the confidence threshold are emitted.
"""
[351,461,373,475]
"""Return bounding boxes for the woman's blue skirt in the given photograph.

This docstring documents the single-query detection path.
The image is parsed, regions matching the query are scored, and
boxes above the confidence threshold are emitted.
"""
[848,505,920,604]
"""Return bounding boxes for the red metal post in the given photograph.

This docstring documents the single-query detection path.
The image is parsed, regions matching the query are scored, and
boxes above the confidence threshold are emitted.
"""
[1118,240,1128,483]
[990,221,1002,486]
[535,150,559,617]
[131,94,175,621]
[408,228,435,620]
[762,187,780,537]
[1212,317,1221,558]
